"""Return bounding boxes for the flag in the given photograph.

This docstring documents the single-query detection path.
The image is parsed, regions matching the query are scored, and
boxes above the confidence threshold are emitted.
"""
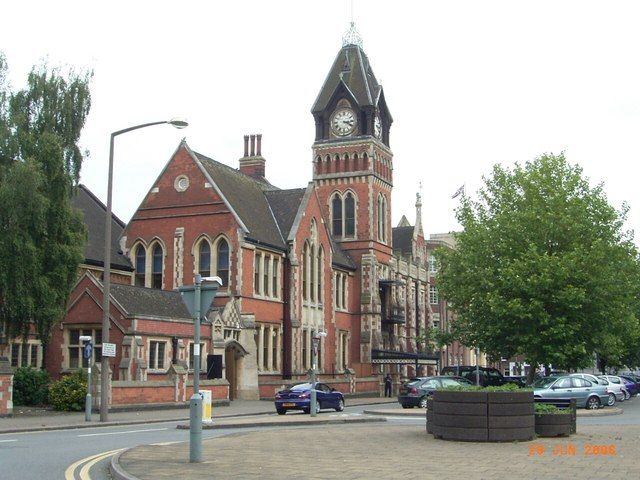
[452,184,465,199]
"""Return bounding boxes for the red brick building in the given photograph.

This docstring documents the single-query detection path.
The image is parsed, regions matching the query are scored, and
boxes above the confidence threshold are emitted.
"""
[42,29,439,402]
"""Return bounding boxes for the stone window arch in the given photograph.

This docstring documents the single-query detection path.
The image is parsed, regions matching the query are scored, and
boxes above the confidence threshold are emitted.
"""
[133,242,147,287]
[377,193,388,243]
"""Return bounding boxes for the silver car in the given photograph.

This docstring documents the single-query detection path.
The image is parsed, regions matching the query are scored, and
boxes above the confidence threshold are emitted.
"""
[571,374,620,405]
[599,375,630,401]
[533,375,609,409]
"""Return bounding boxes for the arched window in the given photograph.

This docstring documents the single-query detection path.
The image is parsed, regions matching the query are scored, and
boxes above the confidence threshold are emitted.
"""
[332,194,343,236]
[345,192,355,236]
[377,194,387,242]
[217,239,229,288]
[152,244,163,289]
[310,245,316,302]
[302,243,308,301]
[134,244,146,287]
[198,241,211,278]
[317,247,324,302]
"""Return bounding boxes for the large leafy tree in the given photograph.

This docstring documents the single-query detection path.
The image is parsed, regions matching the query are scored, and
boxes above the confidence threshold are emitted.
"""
[0,53,91,367]
[437,153,640,379]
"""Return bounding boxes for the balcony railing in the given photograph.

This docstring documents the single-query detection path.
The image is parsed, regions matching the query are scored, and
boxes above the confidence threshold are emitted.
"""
[383,305,405,324]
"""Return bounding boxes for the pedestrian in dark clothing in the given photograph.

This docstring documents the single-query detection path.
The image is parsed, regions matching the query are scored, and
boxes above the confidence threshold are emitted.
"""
[384,373,393,397]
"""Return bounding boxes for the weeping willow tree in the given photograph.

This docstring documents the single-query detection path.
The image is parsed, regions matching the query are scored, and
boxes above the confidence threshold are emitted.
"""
[0,52,91,368]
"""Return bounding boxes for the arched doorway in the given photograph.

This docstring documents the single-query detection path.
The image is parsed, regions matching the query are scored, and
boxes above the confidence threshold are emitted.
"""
[225,340,248,400]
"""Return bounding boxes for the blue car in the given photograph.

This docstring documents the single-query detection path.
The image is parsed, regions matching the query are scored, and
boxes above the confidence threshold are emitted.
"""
[533,376,609,409]
[274,382,345,415]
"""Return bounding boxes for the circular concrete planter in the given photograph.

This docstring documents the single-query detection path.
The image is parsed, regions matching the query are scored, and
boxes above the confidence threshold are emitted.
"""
[429,390,534,442]
[535,413,573,437]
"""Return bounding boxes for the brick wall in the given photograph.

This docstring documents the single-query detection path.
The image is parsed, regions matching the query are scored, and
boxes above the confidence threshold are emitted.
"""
[0,358,14,417]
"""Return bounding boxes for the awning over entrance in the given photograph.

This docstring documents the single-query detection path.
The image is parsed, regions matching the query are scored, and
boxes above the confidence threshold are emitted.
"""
[371,349,439,365]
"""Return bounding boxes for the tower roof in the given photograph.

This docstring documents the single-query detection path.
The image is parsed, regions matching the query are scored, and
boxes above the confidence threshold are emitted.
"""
[311,43,386,115]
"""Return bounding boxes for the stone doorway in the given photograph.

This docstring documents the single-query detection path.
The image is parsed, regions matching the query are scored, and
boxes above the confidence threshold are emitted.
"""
[224,340,248,400]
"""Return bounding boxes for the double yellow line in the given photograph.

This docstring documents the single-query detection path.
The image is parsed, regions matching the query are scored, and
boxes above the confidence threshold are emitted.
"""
[64,448,124,480]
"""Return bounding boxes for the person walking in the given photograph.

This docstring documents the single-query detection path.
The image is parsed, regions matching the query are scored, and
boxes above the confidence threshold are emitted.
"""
[384,373,393,397]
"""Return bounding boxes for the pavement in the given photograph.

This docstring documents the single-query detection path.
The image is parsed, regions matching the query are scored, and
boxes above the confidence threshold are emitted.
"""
[3,397,634,480]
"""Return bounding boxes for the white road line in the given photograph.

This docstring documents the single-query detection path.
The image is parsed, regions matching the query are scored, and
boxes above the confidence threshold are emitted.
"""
[0,439,17,443]
[77,427,167,437]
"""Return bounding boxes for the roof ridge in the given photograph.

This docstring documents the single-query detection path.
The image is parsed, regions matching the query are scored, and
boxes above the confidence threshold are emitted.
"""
[193,150,280,191]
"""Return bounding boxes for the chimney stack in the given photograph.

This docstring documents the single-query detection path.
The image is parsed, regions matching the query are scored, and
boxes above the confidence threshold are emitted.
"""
[239,133,266,180]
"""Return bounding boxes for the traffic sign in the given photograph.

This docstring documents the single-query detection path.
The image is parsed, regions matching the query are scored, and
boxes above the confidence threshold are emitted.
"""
[83,343,93,359]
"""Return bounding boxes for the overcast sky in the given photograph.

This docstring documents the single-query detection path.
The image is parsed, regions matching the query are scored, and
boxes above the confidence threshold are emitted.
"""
[3,1,639,245]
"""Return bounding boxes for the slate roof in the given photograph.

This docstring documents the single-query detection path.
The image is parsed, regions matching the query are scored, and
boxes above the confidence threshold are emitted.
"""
[110,283,191,320]
[194,151,286,250]
[392,226,414,257]
[264,188,306,241]
[72,184,133,271]
[329,237,357,270]
[312,44,382,113]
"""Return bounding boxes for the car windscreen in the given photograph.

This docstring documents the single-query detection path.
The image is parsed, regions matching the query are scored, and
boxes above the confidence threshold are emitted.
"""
[532,377,557,388]
[290,383,312,391]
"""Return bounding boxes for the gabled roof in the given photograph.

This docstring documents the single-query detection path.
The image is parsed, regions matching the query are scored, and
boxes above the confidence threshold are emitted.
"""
[110,283,191,320]
[264,188,307,241]
[194,151,286,250]
[72,184,133,271]
[312,44,383,114]
[392,226,414,257]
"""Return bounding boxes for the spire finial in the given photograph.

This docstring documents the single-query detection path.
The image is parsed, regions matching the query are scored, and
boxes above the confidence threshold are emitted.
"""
[342,21,363,49]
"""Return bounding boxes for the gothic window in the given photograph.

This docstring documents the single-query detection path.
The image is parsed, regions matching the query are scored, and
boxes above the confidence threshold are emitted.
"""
[317,247,324,302]
[198,240,211,278]
[134,244,146,287]
[310,245,316,302]
[377,194,387,243]
[332,194,343,236]
[152,243,163,289]
[217,239,229,288]
[331,191,357,238]
[272,257,279,297]
[345,193,355,236]
[302,243,308,301]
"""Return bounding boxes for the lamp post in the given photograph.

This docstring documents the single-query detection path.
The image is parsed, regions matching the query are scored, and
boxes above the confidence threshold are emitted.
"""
[179,275,222,463]
[100,118,188,423]
[475,347,480,386]
[310,330,326,418]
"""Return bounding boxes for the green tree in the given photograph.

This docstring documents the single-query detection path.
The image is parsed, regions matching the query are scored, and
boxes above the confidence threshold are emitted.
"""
[0,53,90,367]
[437,153,640,381]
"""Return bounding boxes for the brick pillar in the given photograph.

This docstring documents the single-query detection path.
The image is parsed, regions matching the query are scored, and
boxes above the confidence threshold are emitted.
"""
[168,364,187,402]
[0,357,15,417]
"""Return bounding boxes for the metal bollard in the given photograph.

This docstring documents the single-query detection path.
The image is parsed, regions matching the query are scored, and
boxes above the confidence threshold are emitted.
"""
[189,393,203,463]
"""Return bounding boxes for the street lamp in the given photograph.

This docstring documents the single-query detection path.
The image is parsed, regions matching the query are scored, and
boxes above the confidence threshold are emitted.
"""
[179,274,222,463]
[100,118,188,423]
[310,330,326,418]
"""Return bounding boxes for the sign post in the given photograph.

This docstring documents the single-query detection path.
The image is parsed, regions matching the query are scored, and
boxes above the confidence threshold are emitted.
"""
[309,331,326,418]
[80,335,93,421]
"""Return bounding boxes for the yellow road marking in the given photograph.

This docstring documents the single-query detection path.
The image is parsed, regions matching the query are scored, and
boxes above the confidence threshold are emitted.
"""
[64,448,124,480]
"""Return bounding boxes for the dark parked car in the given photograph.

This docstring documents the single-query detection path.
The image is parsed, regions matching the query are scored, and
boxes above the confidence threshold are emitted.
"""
[398,375,473,408]
[440,366,525,387]
[618,375,639,397]
[274,382,344,415]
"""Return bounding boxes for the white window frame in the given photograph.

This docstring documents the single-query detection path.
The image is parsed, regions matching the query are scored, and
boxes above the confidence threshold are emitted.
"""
[148,339,168,371]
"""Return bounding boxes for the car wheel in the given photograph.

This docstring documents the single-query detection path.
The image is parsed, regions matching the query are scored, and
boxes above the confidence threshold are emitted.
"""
[276,408,286,415]
[335,399,345,412]
[314,402,321,414]
[607,393,616,406]
[623,389,630,401]
[586,396,600,410]
[401,404,412,409]
[418,397,428,409]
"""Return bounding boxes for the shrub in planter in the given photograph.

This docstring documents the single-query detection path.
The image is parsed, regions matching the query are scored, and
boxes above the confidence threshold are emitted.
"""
[13,367,50,406]
[49,370,87,411]
[534,403,573,437]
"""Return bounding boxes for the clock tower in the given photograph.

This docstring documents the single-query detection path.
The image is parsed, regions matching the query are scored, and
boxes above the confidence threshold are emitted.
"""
[311,23,394,363]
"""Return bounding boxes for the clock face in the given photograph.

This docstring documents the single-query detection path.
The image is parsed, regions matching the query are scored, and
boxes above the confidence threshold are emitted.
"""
[331,108,357,136]
[374,115,382,139]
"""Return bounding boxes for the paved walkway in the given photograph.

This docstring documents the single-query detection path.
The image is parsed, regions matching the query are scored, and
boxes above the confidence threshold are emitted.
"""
[113,422,640,480]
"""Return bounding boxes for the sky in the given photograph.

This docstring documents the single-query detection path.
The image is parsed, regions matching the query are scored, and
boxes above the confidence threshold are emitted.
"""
[2,0,639,244]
